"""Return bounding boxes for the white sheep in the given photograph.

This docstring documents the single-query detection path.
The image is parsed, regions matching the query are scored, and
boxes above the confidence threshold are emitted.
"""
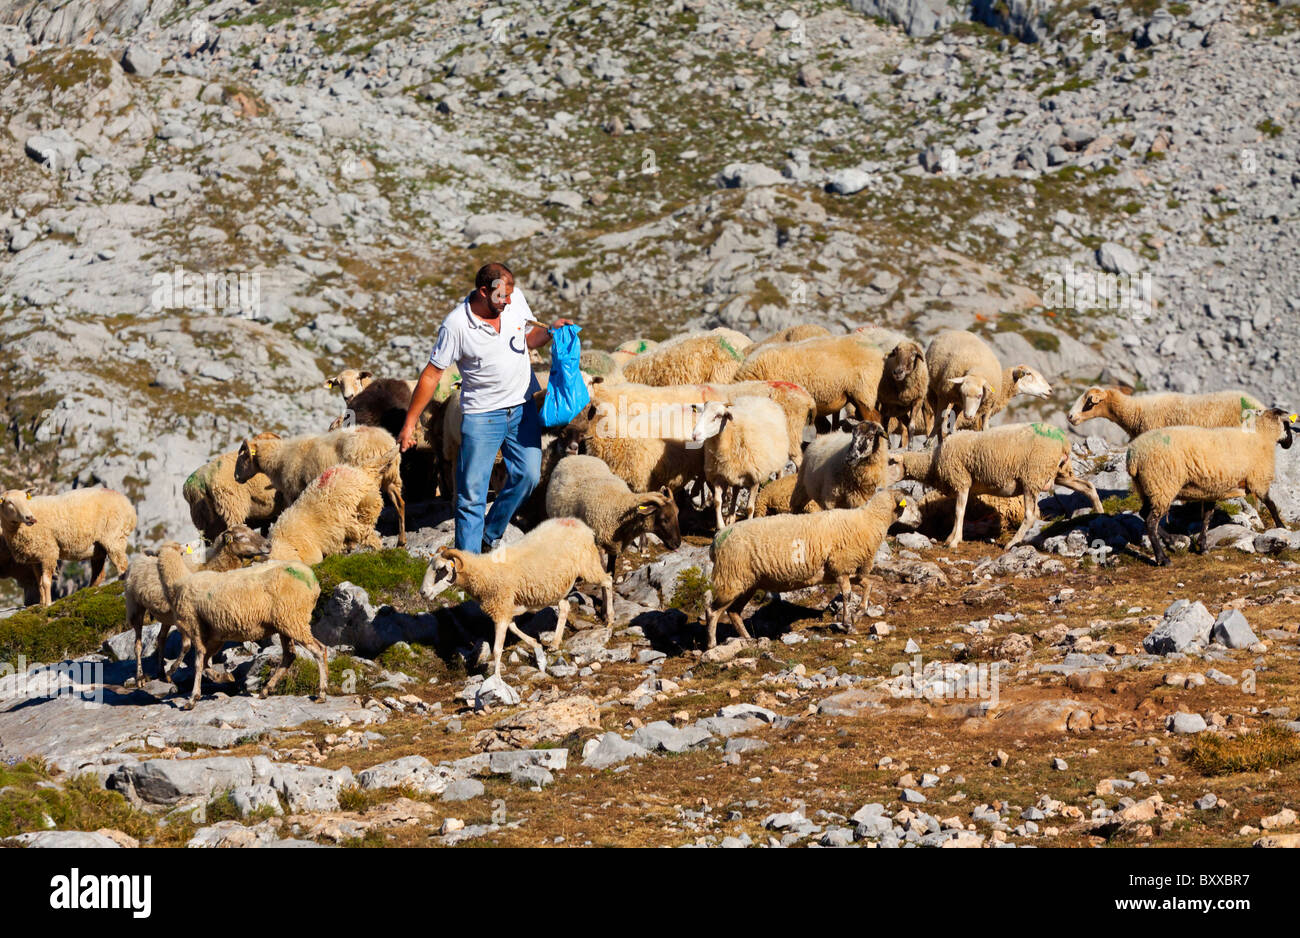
[1068,386,1265,437]
[794,421,890,511]
[691,396,790,530]
[234,426,406,546]
[925,330,1051,439]
[325,369,375,404]
[124,525,271,684]
[889,422,1102,548]
[621,330,750,386]
[0,487,136,606]
[183,432,283,542]
[1126,408,1296,566]
[267,464,385,565]
[735,333,885,424]
[545,455,682,579]
[744,323,831,358]
[421,518,614,679]
[704,489,920,648]
[610,338,659,370]
[156,542,326,708]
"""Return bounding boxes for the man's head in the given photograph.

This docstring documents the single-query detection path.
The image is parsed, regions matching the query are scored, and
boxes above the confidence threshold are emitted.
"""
[474,262,514,317]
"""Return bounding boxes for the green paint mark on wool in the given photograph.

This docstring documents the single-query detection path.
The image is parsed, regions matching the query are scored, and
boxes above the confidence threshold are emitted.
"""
[712,526,732,550]
[285,565,317,587]
[1031,423,1065,443]
[184,466,208,494]
[718,338,743,361]
[636,340,649,352]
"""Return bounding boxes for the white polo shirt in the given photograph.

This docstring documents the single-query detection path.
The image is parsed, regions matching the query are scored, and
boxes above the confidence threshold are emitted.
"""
[428,287,534,414]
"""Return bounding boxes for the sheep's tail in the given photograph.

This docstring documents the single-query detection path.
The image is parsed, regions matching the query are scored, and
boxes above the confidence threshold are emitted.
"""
[362,444,402,475]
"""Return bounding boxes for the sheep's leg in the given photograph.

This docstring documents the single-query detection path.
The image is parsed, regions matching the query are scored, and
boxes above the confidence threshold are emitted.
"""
[945,489,970,548]
[860,576,873,615]
[835,574,855,632]
[490,619,510,677]
[386,479,407,548]
[88,544,107,587]
[548,599,570,652]
[1261,492,1288,530]
[261,637,296,698]
[1198,501,1215,554]
[187,635,208,709]
[105,542,129,581]
[507,619,547,674]
[745,484,759,520]
[704,605,723,650]
[714,482,726,531]
[725,588,756,644]
[1144,501,1170,567]
[1006,490,1039,548]
[38,565,53,606]
[153,617,173,678]
[299,635,329,700]
[1055,475,1104,514]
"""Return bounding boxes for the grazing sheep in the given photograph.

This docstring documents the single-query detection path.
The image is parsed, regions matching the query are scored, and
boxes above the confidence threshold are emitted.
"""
[621,331,749,386]
[794,421,890,512]
[925,330,1052,439]
[1126,408,1296,566]
[691,397,790,530]
[0,488,136,606]
[421,518,614,677]
[754,474,800,517]
[183,432,283,542]
[124,525,270,684]
[735,334,885,423]
[545,454,682,578]
[234,426,406,546]
[744,323,831,357]
[704,489,920,648]
[156,542,325,708]
[325,369,375,405]
[878,340,930,448]
[329,376,445,502]
[889,423,1102,548]
[0,536,39,607]
[268,464,385,565]
[1068,386,1264,438]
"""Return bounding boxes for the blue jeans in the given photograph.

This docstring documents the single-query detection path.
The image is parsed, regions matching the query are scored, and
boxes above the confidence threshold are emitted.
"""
[455,398,542,552]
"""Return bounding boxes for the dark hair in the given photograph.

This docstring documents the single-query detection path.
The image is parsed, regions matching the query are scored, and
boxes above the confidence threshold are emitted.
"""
[475,262,513,292]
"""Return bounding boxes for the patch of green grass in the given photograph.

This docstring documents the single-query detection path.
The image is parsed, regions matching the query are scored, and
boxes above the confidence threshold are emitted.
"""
[0,760,153,840]
[311,548,427,613]
[1187,725,1300,776]
[668,566,710,619]
[1102,492,1142,515]
[1257,118,1284,139]
[259,652,361,697]
[0,581,125,664]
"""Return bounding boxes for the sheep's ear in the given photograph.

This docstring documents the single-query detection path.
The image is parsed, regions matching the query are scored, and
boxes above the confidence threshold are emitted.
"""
[324,378,337,389]
[1116,385,1134,396]
[635,501,657,515]
[659,486,672,498]
[948,377,966,386]
[359,371,373,381]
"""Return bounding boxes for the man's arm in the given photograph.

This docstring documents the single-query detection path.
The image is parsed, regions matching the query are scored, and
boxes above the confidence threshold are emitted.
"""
[397,362,444,451]
[526,318,575,349]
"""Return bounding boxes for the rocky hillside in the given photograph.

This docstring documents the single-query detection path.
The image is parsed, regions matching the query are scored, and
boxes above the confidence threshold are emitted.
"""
[1,0,1298,551]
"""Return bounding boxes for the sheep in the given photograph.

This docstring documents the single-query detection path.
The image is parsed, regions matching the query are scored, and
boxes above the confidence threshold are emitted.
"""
[878,340,930,448]
[703,488,920,648]
[183,432,283,542]
[754,474,799,517]
[325,368,375,405]
[124,525,271,684]
[1126,408,1296,566]
[329,376,445,502]
[621,331,750,386]
[420,517,614,679]
[925,330,1052,439]
[888,422,1102,548]
[793,421,890,512]
[724,381,817,467]
[744,323,831,358]
[735,334,885,424]
[852,325,911,355]
[691,396,790,530]
[1068,386,1265,438]
[912,490,1028,542]
[0,536,39,606]
[545,454,682,579]
[156,542,325,708]
[561,393,706,495]
[610,338,658,370]
[234,425,406,546]
[267,464,385,565]
[0,487,136,606]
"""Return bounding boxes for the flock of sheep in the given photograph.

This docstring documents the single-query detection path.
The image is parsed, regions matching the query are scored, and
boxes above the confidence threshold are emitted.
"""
[0,319,1295,707]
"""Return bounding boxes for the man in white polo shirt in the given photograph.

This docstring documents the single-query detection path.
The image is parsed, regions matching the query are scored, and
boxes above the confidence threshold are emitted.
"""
[397,263,571,552]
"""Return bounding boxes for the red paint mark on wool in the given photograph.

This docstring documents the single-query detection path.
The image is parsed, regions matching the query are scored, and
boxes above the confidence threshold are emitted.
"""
[319,466,343,485]
[768,381,801,391]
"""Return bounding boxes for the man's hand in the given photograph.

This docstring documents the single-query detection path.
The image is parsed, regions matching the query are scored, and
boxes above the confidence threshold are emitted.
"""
[527,318,576,349]
[400,363,444,452]
[397,423,417,452]
[551,317,575,329]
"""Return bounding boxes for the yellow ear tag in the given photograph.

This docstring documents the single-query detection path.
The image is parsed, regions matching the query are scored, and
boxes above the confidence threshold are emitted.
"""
[637,504,655,514]
[248,445,257,457]
[898,498,907,507]
[1291,414,1297,423]
[26,492,33,500]
[185,545,194,555]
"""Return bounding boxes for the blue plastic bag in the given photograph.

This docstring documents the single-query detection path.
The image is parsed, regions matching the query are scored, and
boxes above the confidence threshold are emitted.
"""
[538,323,590,427]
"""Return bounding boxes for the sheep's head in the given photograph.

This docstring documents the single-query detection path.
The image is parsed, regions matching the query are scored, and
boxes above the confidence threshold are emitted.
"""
[216,524,272,562]
[1011,365,1053,399]
[421,548,463,602]
[326,369,374,403]
[233,434,281,483]
[1068,386,1111,425]
[847,421,887,465]
[0,490,36,526]
[885,342,923,384]
[949,375,991,419]
[631,488,681,551]
[690,400,731,443]
[1261,408,1299,449]
[875,489,921,527]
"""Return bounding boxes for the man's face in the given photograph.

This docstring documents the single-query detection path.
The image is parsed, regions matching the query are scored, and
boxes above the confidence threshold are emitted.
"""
[480,276,513,316]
